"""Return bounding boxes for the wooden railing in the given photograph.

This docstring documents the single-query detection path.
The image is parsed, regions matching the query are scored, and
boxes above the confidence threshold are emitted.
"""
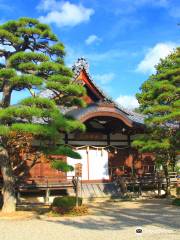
[16,175,75,190]
[109,165,156,179]
[110,168,179,195]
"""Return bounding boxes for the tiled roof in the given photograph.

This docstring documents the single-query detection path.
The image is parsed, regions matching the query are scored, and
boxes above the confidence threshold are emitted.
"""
[66,102,132,122]
[39,57,144,125]
[72,57,113,103]
[72,57,144,125]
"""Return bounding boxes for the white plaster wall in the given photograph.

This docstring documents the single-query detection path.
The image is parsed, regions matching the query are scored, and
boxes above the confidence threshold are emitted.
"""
[67,149,88,180]
[88,149,109,180]
[67,148,109,180]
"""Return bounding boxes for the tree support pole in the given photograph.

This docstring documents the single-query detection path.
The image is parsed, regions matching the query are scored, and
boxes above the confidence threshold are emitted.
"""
[45,188,50,204]
[76,176,79,207]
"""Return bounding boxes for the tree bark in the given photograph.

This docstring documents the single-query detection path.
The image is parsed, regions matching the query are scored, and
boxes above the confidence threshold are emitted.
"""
[0,147,16,213]
[2,84,12,108]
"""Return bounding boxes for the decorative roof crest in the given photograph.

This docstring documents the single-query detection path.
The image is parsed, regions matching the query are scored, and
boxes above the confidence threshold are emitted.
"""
[71,57,144,124]
[72,57,89,78]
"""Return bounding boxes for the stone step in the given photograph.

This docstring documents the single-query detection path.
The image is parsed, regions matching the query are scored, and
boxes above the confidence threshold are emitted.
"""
[80,183,122,199]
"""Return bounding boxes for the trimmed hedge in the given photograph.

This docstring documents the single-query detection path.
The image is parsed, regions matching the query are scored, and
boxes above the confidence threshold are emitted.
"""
[52,196,82,209]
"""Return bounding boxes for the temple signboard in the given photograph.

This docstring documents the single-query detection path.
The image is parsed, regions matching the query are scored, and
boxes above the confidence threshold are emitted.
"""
[75,163,82,177]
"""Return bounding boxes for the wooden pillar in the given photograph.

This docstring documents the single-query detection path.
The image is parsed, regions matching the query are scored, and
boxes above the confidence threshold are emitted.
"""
[107,133,110,145]
[127,133,131,148]
[87,146,90,181]
[65,133,68,144]
[64,133,69,182]
[76,176,79,207]
[107,133,111,180]
[128,132,134,177]
[127,133,131,169]
[17,191,21,204]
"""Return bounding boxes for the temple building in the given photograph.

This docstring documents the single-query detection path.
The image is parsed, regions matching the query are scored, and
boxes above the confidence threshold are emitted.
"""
[1,58,155,201]
[29,58,154,186]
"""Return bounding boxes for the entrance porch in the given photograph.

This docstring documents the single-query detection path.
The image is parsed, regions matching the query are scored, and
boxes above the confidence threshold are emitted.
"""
[66,103,154,183]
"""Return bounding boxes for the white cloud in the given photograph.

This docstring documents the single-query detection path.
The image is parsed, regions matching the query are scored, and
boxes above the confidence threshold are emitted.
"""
[37,0,57,11]
[65,45,127,67]
[93,73,115,84]
[0,44,15,52]
[85,35,101,45]
[169,6,180,18]
[0,44,15,64]
[38,1,94,28]
[116,95,139,110]
[136,42,177,74]
[92,73,115,95]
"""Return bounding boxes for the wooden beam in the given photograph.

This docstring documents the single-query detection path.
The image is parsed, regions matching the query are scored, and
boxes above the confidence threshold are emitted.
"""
[67,139,130,143]
[87,147,90,180]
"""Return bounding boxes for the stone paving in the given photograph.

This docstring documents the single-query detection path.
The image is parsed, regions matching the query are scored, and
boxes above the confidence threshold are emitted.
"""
[0,199,180,240]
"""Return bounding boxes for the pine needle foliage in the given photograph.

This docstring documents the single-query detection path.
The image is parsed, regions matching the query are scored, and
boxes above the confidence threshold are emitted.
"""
[133,47,180,171]
[0,17,86,172]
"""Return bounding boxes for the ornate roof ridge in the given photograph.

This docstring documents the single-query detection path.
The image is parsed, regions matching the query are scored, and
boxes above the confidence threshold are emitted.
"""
[72,57,144,124]
[72,57,113,103]
[39,57,144,125]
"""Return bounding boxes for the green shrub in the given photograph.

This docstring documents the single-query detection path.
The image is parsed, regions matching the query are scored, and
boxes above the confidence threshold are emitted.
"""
[52,196,82,209]
[172,198,180,206]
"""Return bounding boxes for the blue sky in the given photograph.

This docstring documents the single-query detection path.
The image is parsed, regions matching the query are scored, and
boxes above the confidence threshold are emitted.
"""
[0,0,180,109]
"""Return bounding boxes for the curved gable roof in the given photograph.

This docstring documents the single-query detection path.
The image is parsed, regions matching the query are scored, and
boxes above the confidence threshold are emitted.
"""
[39,57,144,126]
[72,58,144,125]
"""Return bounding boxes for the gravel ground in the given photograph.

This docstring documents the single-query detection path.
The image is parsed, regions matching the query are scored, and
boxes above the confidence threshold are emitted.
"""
[0,199,180,240]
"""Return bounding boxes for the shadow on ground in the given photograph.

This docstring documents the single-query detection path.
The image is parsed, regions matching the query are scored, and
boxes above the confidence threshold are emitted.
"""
[17,203,50,215]
[44,199,180,231]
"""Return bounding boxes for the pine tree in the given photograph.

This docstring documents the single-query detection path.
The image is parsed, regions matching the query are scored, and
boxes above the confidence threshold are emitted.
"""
[133,47,180,193]
[0,17,86,213]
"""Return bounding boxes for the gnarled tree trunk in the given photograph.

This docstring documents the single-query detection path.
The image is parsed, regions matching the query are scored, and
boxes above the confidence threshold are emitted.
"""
[0,147,16,213]
[1,84,12,108]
